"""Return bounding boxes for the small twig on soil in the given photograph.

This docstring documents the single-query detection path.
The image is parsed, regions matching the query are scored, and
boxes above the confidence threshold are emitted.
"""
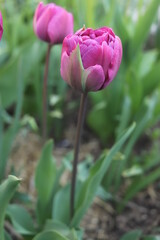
[5,221,24,240]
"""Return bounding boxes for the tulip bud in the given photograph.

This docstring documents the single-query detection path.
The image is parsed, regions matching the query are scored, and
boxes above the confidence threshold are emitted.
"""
[0,11,3,41]
[60,27,122,92]
[33,2,73,45]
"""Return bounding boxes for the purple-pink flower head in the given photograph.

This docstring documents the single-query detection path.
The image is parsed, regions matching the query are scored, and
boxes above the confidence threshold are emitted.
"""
[61,27,122,92]
[0,11,3,41]
[33,2,73,45]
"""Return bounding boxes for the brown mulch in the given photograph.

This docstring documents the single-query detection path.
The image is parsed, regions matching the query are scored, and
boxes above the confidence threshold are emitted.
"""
[8,130,160,240]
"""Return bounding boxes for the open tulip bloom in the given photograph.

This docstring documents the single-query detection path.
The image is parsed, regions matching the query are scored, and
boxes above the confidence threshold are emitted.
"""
[61,27,122,92]
[60,26,122,217]
[0,11,3,41]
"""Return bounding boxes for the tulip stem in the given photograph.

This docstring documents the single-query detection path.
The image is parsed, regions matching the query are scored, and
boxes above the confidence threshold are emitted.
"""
[42,44,52,142]
[70,92,88,219]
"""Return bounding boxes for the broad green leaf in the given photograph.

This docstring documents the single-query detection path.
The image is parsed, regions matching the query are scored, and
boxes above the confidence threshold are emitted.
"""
[35,140,57,225]
[6,204,36,235]
[143,236,160,240]
[71,123,135,227]
[33,230,69,240]
[52,184,70,225]
[129,0,159,57]
[44,219,70,235]
[44,220,80,240]
[120,230,142,240]
[0,176,21,240]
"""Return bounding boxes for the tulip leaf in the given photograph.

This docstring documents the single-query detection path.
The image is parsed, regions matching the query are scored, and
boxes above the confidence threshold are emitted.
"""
[33,230,70,240]
[120,230,142,240]
[121,167,160,211]
[6,204,36,235]
[129,0,159,58]
[35,140,57,225]
[0,175,21,240]
[52,184,70,225]
[71,123,135,227]
[0,59,23,181]
[143,237,160,240]
[0,40,45,108]
[44,220,81,240]
[5,231,12,240]
[142,61,160,96]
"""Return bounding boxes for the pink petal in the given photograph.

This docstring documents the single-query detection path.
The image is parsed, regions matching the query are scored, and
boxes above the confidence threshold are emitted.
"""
[84,65,105,92]
[0,11,3,41]
[62,35,80,56]
[101,41,113,77]
[34,6,55,42]
[81,42,103,69]
[48,8,73,44]
[60,51,71,84]
[107,36,122,86]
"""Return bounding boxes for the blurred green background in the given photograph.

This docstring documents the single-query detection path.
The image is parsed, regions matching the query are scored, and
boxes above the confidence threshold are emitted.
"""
[0,0,160,203]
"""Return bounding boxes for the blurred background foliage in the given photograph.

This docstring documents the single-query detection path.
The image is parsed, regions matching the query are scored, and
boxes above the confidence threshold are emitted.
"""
[0,0,160,207]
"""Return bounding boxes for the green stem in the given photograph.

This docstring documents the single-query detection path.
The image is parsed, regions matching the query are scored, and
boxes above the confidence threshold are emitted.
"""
[70,92,88,219]
[42,44,52,142]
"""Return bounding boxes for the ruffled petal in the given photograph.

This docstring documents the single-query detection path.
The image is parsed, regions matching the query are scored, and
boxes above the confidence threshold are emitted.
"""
[81,43,103,69]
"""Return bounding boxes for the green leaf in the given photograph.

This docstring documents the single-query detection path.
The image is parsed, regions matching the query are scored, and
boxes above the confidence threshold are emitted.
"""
[0,59,23,181]
[143,236,160,240]
[35,140,57,225]
[142,61,160,96]
[44,220,80,240]
[121,167,160,210]
[44,219,70,236]
[52,184,70,225]
[33,230,69,240]
[71,123,135,227]
[6,204,36,235]
[116,95,131,140]
[5,231,12,240]
[0,175,21,240]
[120,230,142,240]
[129,0,159,57]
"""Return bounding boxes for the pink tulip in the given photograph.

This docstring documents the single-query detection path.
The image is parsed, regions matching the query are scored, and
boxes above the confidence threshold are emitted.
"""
[0,11,3,41]
[33,2,73,45]
[61,27,122,92]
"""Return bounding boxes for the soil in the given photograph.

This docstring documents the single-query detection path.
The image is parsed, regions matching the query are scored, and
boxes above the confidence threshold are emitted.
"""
[7,129,160,240]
